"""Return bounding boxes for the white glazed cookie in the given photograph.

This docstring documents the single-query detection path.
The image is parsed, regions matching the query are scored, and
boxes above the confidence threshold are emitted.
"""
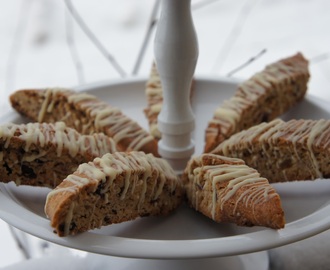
[143,62,163,140]
[204,53,310,152]
[45,151,184,236]
[143,62,194,140]
[0,122,117,188]
[10,88,159,156]
[182,153,285,229]
[212,118,330,182]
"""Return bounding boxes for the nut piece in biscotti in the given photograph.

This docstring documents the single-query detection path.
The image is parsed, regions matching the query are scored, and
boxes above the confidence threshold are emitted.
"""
[143,61,194,140]
[9,88,159,156]
[182,153,285,229]
[212,118,330,183]
[45,151,184,236]
[0,122,117,188]
[204,52,310,153]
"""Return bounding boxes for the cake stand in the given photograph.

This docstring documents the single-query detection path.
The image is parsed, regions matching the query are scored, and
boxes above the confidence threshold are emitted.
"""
[1,1,330,269]
[1,77,330,269]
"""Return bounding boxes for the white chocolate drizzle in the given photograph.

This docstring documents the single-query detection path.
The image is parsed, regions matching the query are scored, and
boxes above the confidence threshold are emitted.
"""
[217,119,330,179]
[38,88,71,122]
[185,154,276,220]
[206,53,309,147]
[0,122,117,161]
[37,88,155,152]
[45,152,179,233]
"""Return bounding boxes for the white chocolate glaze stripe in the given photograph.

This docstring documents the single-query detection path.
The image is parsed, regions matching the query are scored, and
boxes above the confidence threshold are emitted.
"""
[0,122,116,161]
[186,154,276,221]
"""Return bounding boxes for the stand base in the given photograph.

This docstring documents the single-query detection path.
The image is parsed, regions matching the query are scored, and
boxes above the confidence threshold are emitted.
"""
[82,251,269,270]
[4,249,269,270]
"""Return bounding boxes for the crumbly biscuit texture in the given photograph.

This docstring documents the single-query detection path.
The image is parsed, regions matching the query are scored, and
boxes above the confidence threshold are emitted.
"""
[10,88,159,156]
[212,118,330,183]
[0,122,117,188]
[182,153,285,229]
[45,151,184,236]
[204,52,310,152]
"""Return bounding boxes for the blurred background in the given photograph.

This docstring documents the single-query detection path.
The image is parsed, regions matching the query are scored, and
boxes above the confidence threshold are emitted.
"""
[1,0,330,114]
[1,0,330,268]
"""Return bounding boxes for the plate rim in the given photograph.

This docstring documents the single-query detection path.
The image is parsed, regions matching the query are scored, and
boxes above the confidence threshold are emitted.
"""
[1,76,330,259]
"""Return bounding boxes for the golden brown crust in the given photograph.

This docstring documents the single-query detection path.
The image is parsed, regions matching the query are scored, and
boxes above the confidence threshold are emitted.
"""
[182,153,285,229]
[10,88,159,156]
[0,122,117,188]
[212,119,330,183]
[204,52,310,153]
[45,151,184,236]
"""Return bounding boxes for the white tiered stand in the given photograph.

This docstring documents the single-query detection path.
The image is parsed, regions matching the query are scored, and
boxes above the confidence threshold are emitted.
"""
[1,1,330,269]
[155,0,198,173]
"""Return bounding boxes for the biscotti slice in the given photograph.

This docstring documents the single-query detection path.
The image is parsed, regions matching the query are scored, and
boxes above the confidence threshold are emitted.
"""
[45,151,184,236]
[204,52,310,153]
[143,62,194,140]
[143,62,163,140]
[0,122,117,188]
[182,153,285,229]
[212,118,330,183]
[10,88,159,156]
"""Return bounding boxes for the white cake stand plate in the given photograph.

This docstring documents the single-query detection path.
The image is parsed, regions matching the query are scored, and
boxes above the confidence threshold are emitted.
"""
[1,77,330,269]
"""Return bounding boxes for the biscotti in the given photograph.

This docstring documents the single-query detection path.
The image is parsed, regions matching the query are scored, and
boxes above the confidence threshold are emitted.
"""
[212,119,330,183]
[0,122,117,188]
[143,62,194,140]
[10,88,159,156]
[143,62,163,140]
[45,151,184,236]
[182,153,285,229]
[204,52,310,153]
